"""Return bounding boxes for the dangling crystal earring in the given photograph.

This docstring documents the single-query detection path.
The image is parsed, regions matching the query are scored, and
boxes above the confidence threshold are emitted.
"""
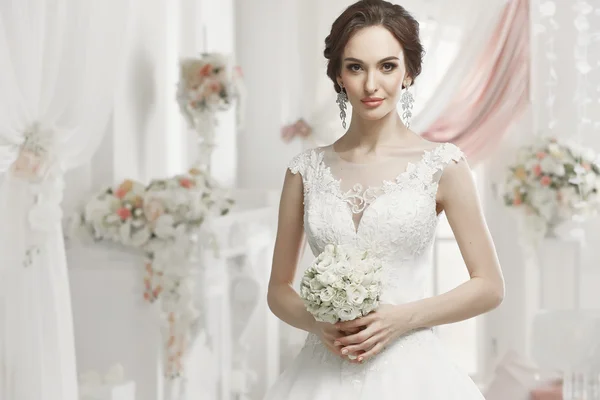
[336,85,348,129]
[400,84,414,129]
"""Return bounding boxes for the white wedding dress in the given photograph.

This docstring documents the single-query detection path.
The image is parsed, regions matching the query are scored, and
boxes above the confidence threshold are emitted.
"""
[264,142,485,399]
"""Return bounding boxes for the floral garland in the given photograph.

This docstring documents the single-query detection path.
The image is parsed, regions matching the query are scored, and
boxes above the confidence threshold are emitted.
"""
[501,137,600,242]
[70,168,233,379]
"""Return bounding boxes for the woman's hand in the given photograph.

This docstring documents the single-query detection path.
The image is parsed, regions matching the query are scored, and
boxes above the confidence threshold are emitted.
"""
[310,320,347,358]
[333,304,414,363]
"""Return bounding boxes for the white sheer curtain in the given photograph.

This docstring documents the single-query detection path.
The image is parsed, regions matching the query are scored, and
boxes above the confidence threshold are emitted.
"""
[0,1,132,400]
[295,0,507,146]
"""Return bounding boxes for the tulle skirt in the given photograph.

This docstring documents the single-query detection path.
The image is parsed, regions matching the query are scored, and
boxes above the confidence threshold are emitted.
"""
[264,328,484,400]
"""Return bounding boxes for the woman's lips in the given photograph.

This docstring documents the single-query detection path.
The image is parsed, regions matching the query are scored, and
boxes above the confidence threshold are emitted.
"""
[361,98,384,108]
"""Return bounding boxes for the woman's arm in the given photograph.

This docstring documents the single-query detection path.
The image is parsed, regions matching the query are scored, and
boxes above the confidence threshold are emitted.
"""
[402,157,505,329]
[335,157,504,362]
[266,169,316,333]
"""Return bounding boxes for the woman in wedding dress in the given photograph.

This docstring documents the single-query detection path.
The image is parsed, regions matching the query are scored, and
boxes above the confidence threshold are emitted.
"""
[265,0,505,398]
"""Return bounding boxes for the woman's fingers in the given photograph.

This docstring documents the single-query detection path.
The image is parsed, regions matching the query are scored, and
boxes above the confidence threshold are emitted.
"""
[353,341,386,363]
[340,332,383,356]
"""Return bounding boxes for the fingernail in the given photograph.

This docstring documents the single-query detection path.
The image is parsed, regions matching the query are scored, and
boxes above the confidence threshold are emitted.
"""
[358,357,363,362]
[341,349,348,355]
[334,341,340,346]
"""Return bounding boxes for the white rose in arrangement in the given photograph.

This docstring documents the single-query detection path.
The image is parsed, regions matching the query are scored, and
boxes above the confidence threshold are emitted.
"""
[300,244,383,323]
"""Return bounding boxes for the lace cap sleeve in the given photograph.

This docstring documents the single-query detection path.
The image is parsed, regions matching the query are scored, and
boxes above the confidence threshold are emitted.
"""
[288,149,312,176]
[433,143,465,168]
[427,143,466,183]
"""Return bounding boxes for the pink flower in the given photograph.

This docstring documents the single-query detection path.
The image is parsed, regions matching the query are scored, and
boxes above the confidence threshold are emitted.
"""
[117,207,132,220]
[536,152,547,160]
[540,175,552,186]
[198,64,212,77]
[115,180,134,199]
[533,164,542,177]
[179,178,194,188]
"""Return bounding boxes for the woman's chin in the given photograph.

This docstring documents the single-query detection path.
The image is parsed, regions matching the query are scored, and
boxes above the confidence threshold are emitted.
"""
[357,107,394,121]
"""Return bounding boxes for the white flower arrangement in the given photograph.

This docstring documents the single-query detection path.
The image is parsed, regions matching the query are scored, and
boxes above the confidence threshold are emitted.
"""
[176,52,245,129]
[176,52,245,172]
[70,168,234,379]
[502,137,600,240]
[300,244,383,325]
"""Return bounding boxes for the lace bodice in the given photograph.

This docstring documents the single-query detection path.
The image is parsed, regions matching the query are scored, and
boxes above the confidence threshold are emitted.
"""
[288,142,464,305]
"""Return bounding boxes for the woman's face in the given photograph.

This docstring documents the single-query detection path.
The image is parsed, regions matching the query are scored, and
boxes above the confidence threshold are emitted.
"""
[338,25,410,122]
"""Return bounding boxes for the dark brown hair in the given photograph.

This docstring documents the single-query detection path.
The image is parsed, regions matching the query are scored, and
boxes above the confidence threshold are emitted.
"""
[324,0,424,92]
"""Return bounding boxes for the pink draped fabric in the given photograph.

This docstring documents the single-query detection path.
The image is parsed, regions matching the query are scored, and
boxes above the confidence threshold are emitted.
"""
[421,0,530,163]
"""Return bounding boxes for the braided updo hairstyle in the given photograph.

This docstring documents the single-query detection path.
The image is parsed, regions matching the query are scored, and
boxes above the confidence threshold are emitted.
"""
[324,0,425,93]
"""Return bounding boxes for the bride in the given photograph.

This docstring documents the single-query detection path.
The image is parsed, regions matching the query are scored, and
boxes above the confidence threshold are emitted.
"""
[264,0,505,398]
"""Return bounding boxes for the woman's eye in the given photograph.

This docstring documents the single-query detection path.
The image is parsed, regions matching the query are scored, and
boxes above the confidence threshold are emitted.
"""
[382,63,397,72]
[347,64,362,72]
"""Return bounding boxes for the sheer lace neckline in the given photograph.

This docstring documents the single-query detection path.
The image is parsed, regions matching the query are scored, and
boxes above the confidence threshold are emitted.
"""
[321,143,444,192]
[317,143,445,234]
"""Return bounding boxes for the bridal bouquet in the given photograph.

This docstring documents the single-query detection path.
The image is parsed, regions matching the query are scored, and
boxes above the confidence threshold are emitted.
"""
[300,244,383,324]
[502,137,600,238]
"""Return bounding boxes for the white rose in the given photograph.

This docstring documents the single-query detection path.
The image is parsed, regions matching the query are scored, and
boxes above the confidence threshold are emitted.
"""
[553,164,566,176]
[319,286,336,302]
[346,284,367,306]
[331,278,346,290]
[331,292,346,308]
[318,312,338,325]
[309,278,325,291]
[338,305,360,322]
[362,299,377,315]
[348,270,365,285]
[301,280,313,292]
[362,272,376,286]
[131,226,152,247]
[548,143,562,158]
[317,271,338,286]
[153,215,176,238]
[317,305,335,319]
[300,285,311,298]
[334,261,351,276]
[315,255,333,273]
[306,293,319,305]
[367,284,381,298]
